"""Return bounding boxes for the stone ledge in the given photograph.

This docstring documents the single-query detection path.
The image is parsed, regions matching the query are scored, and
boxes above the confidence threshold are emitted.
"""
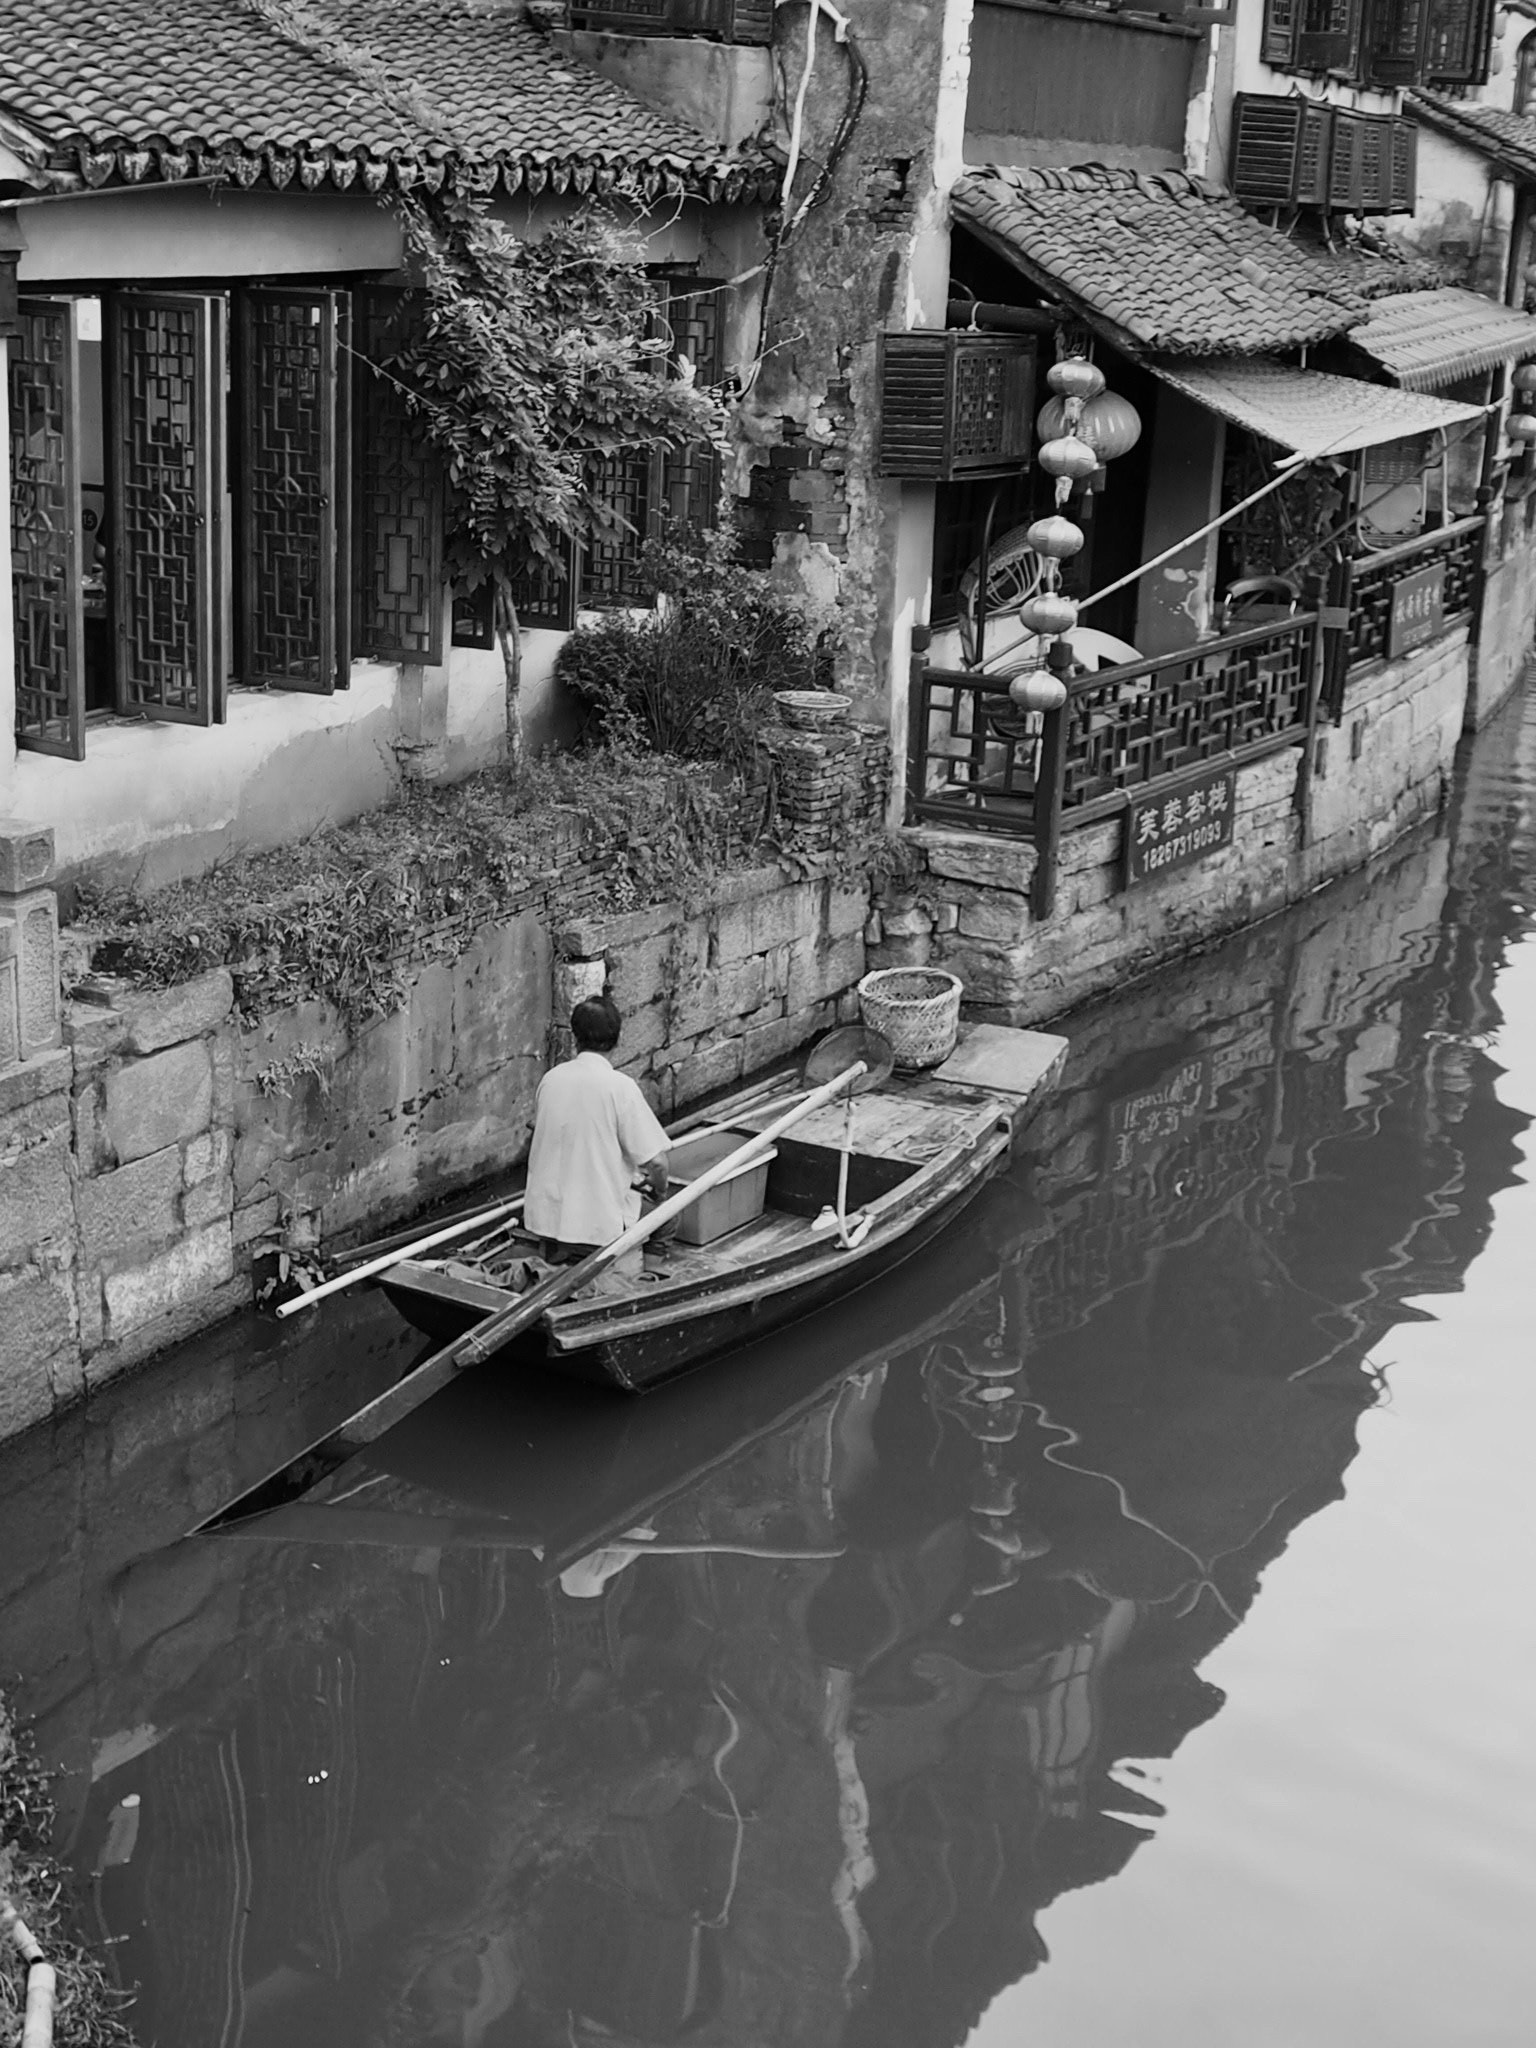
[120,968,235,1055]
[0,1048,72,1116]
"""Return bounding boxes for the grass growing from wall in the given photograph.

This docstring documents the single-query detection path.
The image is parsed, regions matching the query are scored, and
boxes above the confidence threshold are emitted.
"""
[1,1693,139,2047]
[71,751,775,1031]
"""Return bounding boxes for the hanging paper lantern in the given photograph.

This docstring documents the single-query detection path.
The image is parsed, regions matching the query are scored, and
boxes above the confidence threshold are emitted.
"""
[1513,362,1536,394]
[1506,411,1536,443]
[1026,514,1085,559]
[1037,434,1099,481]
[1037,390,1144,461]
[1046,356,1106,402]
[1019,591,1079,636]
[1008,667,1068,712]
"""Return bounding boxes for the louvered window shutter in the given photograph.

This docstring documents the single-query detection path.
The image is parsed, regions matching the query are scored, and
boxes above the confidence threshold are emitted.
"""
[1263,0,1301,65]
[1232,96,1307,203]
[1297,0,1364,72]
[1232,96,1334,205]
[235,288,345,693]
[107,291,225,728]
[1356,114,1393,209]
[1425,0,1493,83]
[353,287,444,665]
[10,298,85,759]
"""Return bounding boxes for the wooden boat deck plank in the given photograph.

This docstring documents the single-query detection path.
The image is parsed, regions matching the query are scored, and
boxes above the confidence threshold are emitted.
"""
[730,1083,1004,1161]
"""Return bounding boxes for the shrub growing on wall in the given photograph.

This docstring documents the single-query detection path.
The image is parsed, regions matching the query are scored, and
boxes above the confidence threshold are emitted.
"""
[553,526,826,770]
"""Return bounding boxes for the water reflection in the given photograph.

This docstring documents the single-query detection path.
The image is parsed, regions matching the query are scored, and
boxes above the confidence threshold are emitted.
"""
[14,691,1536,2046]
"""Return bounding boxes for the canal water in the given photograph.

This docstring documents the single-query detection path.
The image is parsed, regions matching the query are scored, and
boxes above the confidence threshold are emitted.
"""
[3,688,1535,2047]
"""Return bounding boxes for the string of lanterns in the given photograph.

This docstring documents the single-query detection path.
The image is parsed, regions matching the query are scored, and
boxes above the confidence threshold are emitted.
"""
[1004,353,1142,714]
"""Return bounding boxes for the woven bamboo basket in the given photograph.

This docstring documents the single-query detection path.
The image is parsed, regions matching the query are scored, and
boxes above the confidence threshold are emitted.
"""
[856,967,963,1070]
[774,689,852,731]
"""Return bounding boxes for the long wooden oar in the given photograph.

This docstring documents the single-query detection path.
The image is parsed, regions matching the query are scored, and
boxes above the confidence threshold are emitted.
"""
[195,1061,867,1532]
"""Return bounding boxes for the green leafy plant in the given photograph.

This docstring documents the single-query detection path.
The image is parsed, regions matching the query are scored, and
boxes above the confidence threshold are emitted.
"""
[553,524,827,772]
[380,194,725,760]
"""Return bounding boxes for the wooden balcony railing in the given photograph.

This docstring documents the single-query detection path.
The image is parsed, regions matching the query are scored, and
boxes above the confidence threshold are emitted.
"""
[1345,514,1484,671]
[908,614,1318,838]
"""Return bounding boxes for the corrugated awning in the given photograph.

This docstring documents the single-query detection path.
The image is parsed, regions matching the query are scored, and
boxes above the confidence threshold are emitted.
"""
[1352,288,1536,391]
[1148,357,1486,464]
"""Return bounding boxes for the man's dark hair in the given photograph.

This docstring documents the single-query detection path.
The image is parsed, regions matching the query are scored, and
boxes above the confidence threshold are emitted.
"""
[571,994,622,1052]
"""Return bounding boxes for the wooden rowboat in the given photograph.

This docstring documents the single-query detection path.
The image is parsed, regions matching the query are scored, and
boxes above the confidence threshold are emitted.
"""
[378,1022,1067,1393]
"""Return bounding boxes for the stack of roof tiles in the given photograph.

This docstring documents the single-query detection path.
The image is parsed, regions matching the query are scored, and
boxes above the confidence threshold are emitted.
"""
[0,0,772,200]
[952,164,1412,357]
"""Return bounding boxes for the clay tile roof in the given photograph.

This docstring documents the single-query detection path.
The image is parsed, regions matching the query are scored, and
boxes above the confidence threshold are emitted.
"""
[952,164,1388,356]
[1353,286,1536,390]
[0,0,772,199]
[1411,90,1536,185]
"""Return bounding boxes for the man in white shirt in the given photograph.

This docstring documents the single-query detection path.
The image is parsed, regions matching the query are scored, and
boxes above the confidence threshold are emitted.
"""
[524,995,670,1272]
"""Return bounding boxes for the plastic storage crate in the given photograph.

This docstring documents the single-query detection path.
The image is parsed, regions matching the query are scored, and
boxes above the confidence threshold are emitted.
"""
[666,1129,777,1245]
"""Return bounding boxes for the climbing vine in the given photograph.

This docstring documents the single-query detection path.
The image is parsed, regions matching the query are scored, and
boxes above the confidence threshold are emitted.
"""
[381,194,726,755]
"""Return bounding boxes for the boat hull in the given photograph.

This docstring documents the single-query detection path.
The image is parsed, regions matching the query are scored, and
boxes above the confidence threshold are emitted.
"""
[380,1129,1009,1392]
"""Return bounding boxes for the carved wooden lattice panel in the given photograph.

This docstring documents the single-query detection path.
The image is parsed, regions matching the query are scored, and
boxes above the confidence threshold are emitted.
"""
[9,299,84,759]
[108,292,224,725]
[353,289,442,663]
[237,289,341,691]
[1060,622,1315,810]
[658,283,723,532]
[584,447,653,606]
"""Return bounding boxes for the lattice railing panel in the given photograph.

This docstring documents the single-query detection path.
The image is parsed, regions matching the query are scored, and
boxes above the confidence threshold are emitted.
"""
[908,669,1043,831]
[109,291,222,724]
[1059,618,1316,811]
[1346,515,1484,669]
[9,299,83,758]
[238,289,339,691]
[353,289,442,663]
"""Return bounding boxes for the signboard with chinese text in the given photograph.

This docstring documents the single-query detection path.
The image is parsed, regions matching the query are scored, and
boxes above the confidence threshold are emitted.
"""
[1105,1055,1211,1175]
[1124,763,1236,888]
[1386,559,1445,658]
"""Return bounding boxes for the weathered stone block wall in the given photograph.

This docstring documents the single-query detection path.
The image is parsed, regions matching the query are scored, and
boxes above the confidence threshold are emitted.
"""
[1468,532,1536,732]
[1,723,886,1441]
[556,862,871,1118]
[870,630,1468,1024]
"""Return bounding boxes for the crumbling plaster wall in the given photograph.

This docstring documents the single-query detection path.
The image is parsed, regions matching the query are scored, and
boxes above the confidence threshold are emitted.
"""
[735,0,971,719]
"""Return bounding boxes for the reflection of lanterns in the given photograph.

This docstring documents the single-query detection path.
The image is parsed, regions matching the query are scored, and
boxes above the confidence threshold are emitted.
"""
[1026,514,1084,559]
[1045,355,1106,403]
[1506,411,1536,443]
[1037,390,1143,461]
[1037,434,1099,481]
[1019,591,1078,636]
[1512,361,1536,394]
[1008,667,1067,712]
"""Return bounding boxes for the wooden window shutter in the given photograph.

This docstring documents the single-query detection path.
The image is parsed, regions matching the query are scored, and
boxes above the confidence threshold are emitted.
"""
[106,291,226,728]
[235,288,345,693]
[658,282,724,534]
[1297,0,1364,72]
[1390,118,1418,212]
[1327,109,1367,208]
[353,287,444,665]
[9,298,85,759]
[509,541,579,632]
[1366,0,1430,84]
[1356,113,1394,209]
[1425,0,1493,83]
[1262,0,1301,65]
[1232,95,1334,205]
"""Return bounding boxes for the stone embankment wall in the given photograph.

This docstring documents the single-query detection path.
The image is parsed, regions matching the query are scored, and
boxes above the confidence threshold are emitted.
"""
[0,724,887,1442]
[869,629,1467,1022]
